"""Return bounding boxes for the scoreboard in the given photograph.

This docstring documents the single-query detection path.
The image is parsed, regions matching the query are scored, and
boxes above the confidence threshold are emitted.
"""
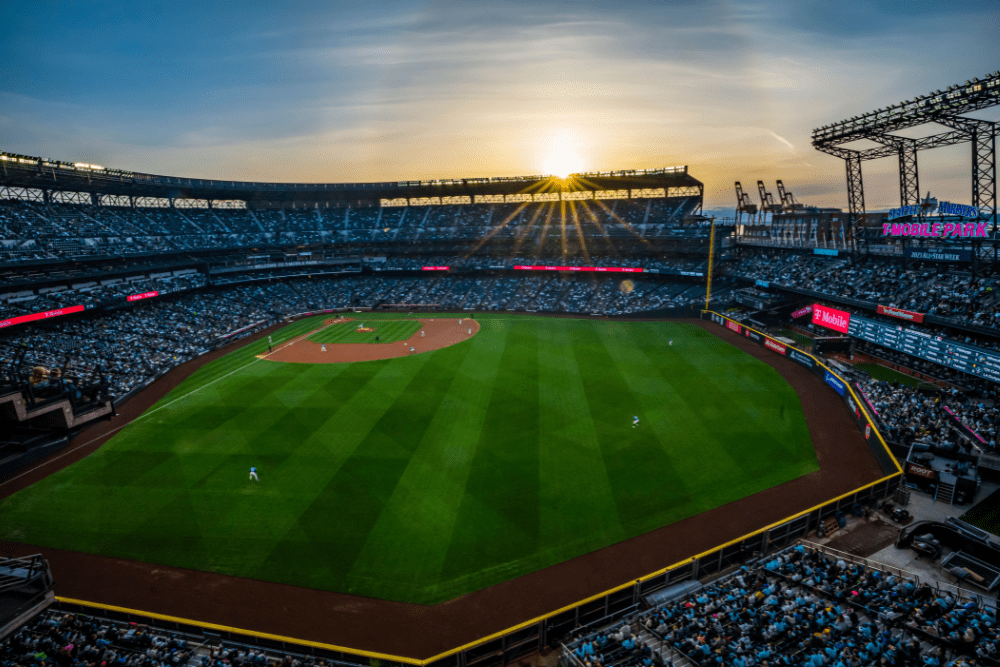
[847,315,1000,383]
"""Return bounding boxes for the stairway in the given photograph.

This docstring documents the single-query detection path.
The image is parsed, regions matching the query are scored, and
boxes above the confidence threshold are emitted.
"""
[935,476,956,504]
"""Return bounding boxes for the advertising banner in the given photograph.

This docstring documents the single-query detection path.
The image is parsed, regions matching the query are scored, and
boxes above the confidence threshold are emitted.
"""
[824,370,846,396]
[744,328,763,343]
[127,291,159,302]
[764,339,786,355]
[903,248,971,262]
[726,320,741,333]
[790,305,813,319]
[812,304,851,334]
[907,463,936,479]
[513,265,643,273]
[788,349,815,368]
[813,248,839,256]
[421,266,450,271]
[877,305,924,323]
[0,304,85,329]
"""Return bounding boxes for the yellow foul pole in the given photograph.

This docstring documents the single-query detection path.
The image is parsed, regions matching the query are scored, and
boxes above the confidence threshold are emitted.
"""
[704,216,716,310]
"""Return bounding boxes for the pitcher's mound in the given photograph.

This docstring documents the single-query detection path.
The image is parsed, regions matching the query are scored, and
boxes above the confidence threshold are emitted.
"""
[265,317,480,364]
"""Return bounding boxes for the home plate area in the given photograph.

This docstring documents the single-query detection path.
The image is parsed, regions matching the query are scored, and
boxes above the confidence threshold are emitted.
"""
[263,317,480,363]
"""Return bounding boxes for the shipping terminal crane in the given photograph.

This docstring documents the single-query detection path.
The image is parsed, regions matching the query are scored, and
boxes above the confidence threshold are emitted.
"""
[776,180,805,212]
[735,181,758,229]
[757,180,783,223]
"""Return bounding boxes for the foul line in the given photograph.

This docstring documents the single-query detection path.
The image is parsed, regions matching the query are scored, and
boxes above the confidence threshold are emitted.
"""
[0,319,340,489]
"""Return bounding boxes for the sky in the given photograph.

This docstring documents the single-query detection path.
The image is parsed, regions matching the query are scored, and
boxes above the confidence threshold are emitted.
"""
[1,0,998,214]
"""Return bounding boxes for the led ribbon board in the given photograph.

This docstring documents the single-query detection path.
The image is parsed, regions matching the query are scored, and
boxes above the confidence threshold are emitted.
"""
[0,305,85,329]
[513,265,643,272]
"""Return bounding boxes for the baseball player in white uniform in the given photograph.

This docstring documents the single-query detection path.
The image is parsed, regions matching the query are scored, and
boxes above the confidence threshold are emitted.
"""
[249,466,259,481]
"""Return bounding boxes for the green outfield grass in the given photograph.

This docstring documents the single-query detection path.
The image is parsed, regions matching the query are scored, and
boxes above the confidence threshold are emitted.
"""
[0,314,818,604]
[307,319,421,344]
[853,363,933,389]
[772,329,813,348]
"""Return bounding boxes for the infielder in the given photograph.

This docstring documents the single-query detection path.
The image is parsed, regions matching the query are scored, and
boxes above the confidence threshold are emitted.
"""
[421,330,425,338]
[669,339,673,346]
[321,344,326,352]
[249,466,259,481]
[633,415,640,428]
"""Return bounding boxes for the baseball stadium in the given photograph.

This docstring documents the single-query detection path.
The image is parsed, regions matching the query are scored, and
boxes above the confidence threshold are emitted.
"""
[2,7,1000,667]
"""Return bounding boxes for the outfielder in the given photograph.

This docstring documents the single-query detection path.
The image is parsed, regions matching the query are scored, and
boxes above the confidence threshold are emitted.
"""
[249,466,259,481]
[633,415,640,428]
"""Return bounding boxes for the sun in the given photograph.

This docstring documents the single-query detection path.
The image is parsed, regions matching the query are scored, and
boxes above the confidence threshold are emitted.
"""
[540,130,585,179]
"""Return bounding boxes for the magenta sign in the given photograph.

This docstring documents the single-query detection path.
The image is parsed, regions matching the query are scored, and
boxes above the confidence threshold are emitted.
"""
[790,305,813,319]
[882,221,987,238]
[812,303,851,334]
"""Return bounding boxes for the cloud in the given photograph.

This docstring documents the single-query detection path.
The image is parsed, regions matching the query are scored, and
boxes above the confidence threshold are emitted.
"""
[1,1,998,210]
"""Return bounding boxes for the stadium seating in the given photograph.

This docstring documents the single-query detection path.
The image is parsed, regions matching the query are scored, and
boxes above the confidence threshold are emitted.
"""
[0,198,702,265]
[565,544,998,667]
[729,251,1000,332]
[0,606,367,667]
[0,274,710,400]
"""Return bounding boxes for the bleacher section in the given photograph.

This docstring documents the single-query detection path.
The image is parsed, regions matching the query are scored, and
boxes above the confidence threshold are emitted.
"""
[564,544,999,667]
[0,197,703,266]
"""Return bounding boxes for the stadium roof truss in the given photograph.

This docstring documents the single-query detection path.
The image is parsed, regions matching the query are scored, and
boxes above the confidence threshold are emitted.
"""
[812,71,999,240]
[0,153,703,211]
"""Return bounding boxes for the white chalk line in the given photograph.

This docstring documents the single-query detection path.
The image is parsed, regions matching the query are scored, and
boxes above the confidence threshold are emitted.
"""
[0,319,342,489]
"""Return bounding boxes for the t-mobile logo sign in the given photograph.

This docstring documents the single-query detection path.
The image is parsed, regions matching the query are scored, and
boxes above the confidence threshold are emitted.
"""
[811,304,851,334]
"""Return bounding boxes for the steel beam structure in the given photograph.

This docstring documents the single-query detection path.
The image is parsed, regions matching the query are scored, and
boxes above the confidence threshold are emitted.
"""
[813,71,1000,243]
[935,116,998,228]
[845,153,865,244]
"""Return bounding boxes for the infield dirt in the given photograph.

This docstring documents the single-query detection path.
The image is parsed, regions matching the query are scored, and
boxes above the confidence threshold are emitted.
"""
[263,317,480,363]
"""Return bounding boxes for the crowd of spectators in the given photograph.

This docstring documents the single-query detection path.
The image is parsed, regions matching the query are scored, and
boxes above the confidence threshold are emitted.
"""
[567,545,1000,667]
[0,274,715,399]
[0,273,205,320]
[366,255,707,274]
[0,197,704,266]
[729,251,1000,332]
[0,608,357,667]
[858,377,999,451]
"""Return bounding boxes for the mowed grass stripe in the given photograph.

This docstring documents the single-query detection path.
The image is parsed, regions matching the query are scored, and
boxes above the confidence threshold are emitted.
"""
[602,323,752,493]
[572,322,693,530]
[621,323,817,514]
[649,325,816,463]
[232,355,446,589]
[277,350,469,594]
[536,320,624,553]
[439,320,541,585]
[341,323,506,601]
